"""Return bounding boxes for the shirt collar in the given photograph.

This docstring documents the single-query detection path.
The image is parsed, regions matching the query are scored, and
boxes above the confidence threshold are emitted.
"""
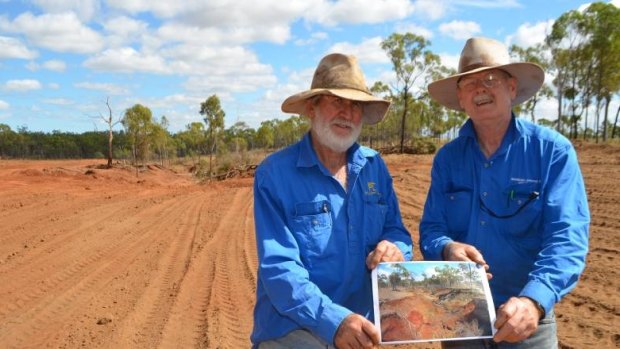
[459,113,521,140]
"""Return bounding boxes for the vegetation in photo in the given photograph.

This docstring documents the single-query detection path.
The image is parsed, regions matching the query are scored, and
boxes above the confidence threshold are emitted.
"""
[376,262,492,343]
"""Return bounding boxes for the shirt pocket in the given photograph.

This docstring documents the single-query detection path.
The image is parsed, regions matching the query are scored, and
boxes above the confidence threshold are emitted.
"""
[291,200,333,264]
[444,190,472,233]
[502,184,542,239]
[363,194,388,251]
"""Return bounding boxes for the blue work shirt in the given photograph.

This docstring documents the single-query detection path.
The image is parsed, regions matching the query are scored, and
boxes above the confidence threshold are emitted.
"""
[420,116,589,316]
[251,132,412,346]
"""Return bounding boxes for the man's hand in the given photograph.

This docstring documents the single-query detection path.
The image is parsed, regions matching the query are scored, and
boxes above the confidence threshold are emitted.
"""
[442,241,492,279]
[366,240,405,269]
[493,297,542,343]
[334,313,379,349]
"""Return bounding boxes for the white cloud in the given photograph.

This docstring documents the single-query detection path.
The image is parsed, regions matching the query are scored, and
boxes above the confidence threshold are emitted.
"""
[103,15,149,47]
[83,47,170,74]
[48,83,60,89]
[165,44,275,81]
[3,79,43,92]
[506,20,554,48]
[74,82,129,95]
[31,0,100,21]
[43,60,67,72]
[451,0,520,8]
[0,100,9,110]
[439,20,481,40]
[157,22,291,46]
[0,12,103,54]
[27,59,67,72]
[439,53,460,71]
[394,23,434,39]
[306,0,415,26]
[295,32,329,46]
[43,98,74,105]
[412,0,447,20]
[0,36,38,59]
[328,37,390,64]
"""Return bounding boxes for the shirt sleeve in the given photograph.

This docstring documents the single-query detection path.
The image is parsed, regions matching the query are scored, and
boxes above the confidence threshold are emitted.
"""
[419,151,454,260]
[253,168,351,344]
[519,143,590,315]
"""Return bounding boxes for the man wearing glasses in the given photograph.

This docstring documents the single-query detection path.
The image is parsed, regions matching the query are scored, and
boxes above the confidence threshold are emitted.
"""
[420,37,590,349]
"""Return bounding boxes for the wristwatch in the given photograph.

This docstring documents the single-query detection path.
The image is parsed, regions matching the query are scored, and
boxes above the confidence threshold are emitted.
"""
[524,297,545,320]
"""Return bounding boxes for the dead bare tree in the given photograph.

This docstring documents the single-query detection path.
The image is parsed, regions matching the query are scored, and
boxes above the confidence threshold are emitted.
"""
[100,97,122,168]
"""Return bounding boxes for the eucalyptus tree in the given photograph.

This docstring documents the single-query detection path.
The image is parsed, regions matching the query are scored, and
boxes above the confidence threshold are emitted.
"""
[547,9,587,135]
[509,44,554,125]
[256,120,276,149]
[122,104,155,165]
[381,33,440,153]
[200,95,225,176]
[581,2,620,141]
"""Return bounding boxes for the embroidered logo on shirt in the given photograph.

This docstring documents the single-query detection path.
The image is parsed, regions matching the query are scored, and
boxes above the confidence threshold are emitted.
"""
[366,182,380,196]
[510,177,541,184]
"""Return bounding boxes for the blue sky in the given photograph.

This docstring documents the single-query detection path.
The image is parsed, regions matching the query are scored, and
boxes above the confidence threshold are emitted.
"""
[0,0,617,133]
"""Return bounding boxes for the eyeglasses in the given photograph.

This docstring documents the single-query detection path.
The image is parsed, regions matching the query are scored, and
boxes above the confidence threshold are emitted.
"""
[321,95,363,114]
[457,72,508,92]
[480,191,539,219]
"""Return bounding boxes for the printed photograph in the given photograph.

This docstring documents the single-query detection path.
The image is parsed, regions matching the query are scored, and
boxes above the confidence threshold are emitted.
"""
[372,261,496,344]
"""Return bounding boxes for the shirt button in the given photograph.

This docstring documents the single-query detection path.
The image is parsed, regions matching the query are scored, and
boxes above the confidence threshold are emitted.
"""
[312,219,318,226]
[450,195,455,200]
[483,192,488,197]
[480,220,486,226]
[484,163,489,168]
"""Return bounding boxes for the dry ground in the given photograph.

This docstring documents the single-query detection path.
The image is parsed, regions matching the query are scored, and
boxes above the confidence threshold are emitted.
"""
[0,142,618,349]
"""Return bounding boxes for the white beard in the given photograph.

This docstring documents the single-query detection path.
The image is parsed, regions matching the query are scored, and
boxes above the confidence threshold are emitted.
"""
[311,113,362,153]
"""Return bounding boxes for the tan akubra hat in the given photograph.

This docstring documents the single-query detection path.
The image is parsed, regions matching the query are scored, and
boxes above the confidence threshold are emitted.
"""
[281,53,390,125]
[428,37,545,111]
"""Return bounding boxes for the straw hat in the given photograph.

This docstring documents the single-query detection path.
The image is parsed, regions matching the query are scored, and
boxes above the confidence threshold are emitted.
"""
[281,53,390,125]
[428,37,545,111]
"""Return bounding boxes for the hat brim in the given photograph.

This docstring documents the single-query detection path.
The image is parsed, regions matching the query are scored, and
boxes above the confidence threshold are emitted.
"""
[281,88,390,125]
[428,63,545,111]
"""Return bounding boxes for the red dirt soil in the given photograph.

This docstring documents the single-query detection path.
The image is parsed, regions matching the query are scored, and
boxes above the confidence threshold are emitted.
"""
[0,142,618,349]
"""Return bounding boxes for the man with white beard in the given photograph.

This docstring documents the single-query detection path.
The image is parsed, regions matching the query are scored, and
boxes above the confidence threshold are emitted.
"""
[251,53,413,349]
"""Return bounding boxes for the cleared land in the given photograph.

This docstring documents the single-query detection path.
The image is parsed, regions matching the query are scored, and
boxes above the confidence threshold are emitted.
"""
[0,142,618,348]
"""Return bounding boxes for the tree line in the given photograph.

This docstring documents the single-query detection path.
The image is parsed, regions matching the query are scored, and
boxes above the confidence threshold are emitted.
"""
[0,2,617,164]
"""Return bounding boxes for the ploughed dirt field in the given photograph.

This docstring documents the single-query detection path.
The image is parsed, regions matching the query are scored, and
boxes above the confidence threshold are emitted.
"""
[0,142,618,349]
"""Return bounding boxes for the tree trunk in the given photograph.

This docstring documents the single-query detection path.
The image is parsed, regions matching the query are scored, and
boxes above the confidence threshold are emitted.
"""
[583,103,590,140]
[107,129,113,168]
[612,104,620,139]
[595,98,602,143]
[556,81,563,134]
[399,90,408,154]
[603,95,611,142]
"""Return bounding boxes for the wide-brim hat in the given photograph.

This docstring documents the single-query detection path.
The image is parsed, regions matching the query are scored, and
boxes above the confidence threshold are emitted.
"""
[428,37,545,111]
[281,53,390,125]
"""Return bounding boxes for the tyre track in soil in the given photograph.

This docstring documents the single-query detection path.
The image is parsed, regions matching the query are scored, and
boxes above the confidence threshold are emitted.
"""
[157,186,256,349]
[0,190,204,348]
[108,192,207,348]
[0,192,183,319]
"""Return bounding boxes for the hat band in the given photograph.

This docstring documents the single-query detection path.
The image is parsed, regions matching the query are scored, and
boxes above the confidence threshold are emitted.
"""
[461,62,500,73]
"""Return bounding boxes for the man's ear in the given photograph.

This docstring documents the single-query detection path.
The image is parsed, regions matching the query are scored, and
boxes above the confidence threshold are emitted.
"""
[305,99,315,119]
[508,77,518,101]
